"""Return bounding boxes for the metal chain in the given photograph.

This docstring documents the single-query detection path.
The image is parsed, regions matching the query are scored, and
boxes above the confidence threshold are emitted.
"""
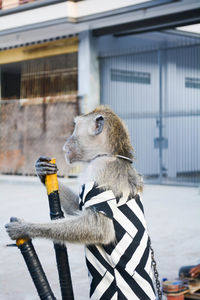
[149,239,163,300]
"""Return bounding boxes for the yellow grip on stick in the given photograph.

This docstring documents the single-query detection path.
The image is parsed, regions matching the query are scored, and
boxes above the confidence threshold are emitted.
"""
[16,238,29,246]
[45,158,59,195]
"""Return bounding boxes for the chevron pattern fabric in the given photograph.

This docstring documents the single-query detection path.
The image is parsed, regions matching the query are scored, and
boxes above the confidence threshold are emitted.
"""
[79,181,156,300]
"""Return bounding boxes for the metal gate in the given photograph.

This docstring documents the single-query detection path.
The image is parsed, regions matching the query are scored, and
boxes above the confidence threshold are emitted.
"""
[100,44,200,186]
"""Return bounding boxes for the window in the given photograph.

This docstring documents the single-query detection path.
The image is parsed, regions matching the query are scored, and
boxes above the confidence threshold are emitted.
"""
[20,53,77,98]
[1,53,77,100]
[111,69,151,84]
[1,62,21,99]
[185,77,200,89]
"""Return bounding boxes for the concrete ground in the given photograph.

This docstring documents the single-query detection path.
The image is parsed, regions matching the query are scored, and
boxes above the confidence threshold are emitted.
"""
[0,175,200,300]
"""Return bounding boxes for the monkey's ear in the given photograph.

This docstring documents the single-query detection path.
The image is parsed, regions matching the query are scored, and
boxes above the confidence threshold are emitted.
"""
[94,115,104,135]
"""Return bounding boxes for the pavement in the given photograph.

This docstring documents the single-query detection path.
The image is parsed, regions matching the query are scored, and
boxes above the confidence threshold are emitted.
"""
[0,175,200,300]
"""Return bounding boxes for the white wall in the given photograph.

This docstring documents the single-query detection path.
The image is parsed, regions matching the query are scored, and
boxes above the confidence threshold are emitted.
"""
[78,31,100,114]
[0,0,150,33]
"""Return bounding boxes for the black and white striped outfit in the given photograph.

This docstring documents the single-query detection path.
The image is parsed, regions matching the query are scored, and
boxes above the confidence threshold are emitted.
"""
[79,181,156,300]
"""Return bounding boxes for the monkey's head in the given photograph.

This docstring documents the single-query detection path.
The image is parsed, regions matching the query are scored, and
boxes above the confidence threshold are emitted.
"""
[63,106,134,164]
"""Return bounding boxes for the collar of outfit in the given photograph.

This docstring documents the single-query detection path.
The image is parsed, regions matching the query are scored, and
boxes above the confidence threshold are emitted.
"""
[89,153,133,164]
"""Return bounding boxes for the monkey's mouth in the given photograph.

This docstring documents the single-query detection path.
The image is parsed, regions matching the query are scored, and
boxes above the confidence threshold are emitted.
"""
[63,144,71,162]
[64,152,71,164]
[63,148,76,164]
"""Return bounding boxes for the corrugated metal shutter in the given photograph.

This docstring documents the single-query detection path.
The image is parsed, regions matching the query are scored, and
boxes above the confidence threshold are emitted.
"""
[100,43,200,185]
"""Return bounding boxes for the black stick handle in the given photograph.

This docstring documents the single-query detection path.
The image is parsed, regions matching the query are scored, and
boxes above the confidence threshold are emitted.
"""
[16,238,56,300]
[45,159,74,300]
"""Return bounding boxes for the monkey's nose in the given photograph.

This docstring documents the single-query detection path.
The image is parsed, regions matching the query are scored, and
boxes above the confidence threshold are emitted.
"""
[63,135,74,152]
[63,140,71,153]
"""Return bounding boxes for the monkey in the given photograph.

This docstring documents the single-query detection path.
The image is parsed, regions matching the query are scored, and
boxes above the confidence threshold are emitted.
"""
[5,106,156,300]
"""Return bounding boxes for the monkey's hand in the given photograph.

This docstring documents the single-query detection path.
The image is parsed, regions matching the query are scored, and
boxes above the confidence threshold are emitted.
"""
[5,217,31,240]
[35,156,58,184]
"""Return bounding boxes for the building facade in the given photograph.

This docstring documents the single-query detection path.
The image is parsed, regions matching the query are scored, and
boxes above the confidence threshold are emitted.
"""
[0,0,200,184]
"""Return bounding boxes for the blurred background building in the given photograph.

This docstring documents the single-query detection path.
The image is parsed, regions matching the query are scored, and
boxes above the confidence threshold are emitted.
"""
[0,0,199,185]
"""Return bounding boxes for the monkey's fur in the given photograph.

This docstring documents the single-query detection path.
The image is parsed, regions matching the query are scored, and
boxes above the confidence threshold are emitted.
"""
[5,106,144,275]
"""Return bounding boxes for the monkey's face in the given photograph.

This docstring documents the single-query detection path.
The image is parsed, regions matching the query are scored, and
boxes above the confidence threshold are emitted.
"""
[63,133,83,164]
[63,114,108,163]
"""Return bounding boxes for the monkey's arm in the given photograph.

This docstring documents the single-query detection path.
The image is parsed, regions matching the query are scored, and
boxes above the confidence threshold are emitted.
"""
[5,210,115,245]
[58,182,79,214]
